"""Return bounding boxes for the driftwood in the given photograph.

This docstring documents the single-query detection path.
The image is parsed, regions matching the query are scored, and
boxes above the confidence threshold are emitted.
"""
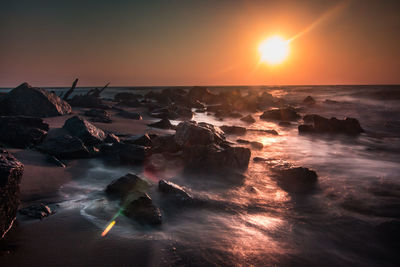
[86,82,110,98]
[63,78,79,100]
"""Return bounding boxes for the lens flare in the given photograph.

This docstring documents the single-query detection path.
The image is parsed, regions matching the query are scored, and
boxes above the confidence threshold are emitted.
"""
[101,220,116,237]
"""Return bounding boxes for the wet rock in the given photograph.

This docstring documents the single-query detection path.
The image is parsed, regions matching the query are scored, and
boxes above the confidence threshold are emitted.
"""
[0,149,23,238]
[0,82,71,117]
[84,109,112,123]
[100,143,147,164]
[151,134,181,153]
[124,134,152,147]
[68,95,110,109]
[272,166,318,193]
[220,125,247,135]
[260,107,301,121]
[37,135,91,159]
[375,220,400,248]
[19,203,55,219]
[148,118,175,130]
[45,155,66,167]
[247,129,278,135]
[174,121,225,147]
[0,116,49,148]
[253,157,268,162]
[158,180,193,202]
[105,173,151,200]
[303,96,316,105]
[279,121,292,127]
[236,139,250,144]
[123,193,162,225]
[104,133,120,144]
[63,116,107,146]
[240,115,256,123]
[117,110,142,120]
[250,141,263,150]
[187,87,219,104]
[298,115,364,135]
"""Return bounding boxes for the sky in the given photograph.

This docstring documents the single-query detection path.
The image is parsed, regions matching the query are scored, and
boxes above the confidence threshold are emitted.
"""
[1,0,399,87]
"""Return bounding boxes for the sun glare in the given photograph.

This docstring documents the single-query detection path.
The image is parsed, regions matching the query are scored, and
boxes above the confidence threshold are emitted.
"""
[258,36,290,65]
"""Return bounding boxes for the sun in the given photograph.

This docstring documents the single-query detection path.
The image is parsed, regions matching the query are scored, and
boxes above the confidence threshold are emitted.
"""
[258,36,290,65]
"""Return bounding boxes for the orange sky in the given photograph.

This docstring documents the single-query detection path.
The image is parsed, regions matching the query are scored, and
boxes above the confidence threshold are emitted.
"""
[1,0,399,87]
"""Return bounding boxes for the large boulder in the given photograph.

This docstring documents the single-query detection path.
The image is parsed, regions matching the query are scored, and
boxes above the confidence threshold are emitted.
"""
[37,135,91,159]
[174,121,225,147]
[272,166,318,193]
[105,173,151,200]
[123,193,162,225]
[0,149,24,238]
[298,115,364,135]
[63,116,107,146]
[0,83,71,117]
[0,116,49,148]
[260,107,301,121]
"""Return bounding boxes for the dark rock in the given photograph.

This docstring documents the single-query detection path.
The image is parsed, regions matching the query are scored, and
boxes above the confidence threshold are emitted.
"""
[19,203,55,219]
[158,180,193,202]
[324,99,339,105]
[247,129,279,135]
[104,133,120,144]
[240,115,256,123]
[124,134,152,147]
[220,125,247,135]
[0,116,49,148]
[187,87,219,104]
[236,139,250,144]
[250,141,263,150]
[116,99,141,107]
[0,83,71,117]
[148,118,175,130]
[117,110,142,120]
[151,134,180,153]
[303,96,316,105]
[260,107,300,121]
[123,193,162,225]
[298,115,364,135]
[63,116,107,146]
[100,143,147,164]
[253,157,268,162]
[303,114,319,123]
[84,109,112,123]
[45,155,66,167]
[174,121,225,147]
[37,135,91,159]
[273,166,318,193]
[279,121,292,127]
[105,173,151,200]
[68,95,110,109]
[114,92,142,102]
[0,149,23,238]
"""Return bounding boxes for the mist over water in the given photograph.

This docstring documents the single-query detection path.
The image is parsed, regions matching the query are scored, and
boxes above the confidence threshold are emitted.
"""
[5,85,400,266]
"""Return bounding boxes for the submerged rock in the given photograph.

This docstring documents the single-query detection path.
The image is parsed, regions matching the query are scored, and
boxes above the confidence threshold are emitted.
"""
[303,96,316,105]
[63,116,107,146]
[273,166,318,193]
[148,118,175,130]
[37,135,91,159]
[260,107,301,121]
[123,193,162,225]
[84,109,112,123]
[158,180,193,202]
[220,125,247,135]
[240,115,256,123]
[0,116,49,148]
[0,83,71,117]
[298,115,364,135]
[0,149,24,238]
[19,203,55,219]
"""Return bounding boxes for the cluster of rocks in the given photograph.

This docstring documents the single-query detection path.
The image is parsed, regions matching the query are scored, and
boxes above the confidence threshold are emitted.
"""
[299,114,364,135]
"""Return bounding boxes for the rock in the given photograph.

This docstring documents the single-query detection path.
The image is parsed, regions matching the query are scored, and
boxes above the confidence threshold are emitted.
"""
[302,114,319,123]
[303,96,316,105]
[63,116,107,146]
[114,92,142,102]
[174,121,225,147]
[158,180,193,202]
[250,141,263,150]
[324,99,339,105]
[0,149,23,238]
[68,95,110,109]
[240,115,256,123]
[257,92,275,108]
[0,82,71,117]
[236,139,250,144]
[279,121,292,127]
[298,115,364,135]
[104,133,120,144]
[84,109,112,123]
[105,173,151,200]
[375,220,400,248]
[253,157,268,162]
[45,155,66,167]
[123,134,152,147]
[187,87,219,104]
[183,144,251,170]
[19,203,55,219]
[0,116,49,148]
[123,193,162,225]
[116,99,141,107]
[100,143,147,164]
[117,110,142,120]
[37,135,91,159]
[247,129,279,135]
[260,107,301,121]
[273,167,318,193]
[151,134,181,153]
[220,125,247,135]
[148,118,175,130]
